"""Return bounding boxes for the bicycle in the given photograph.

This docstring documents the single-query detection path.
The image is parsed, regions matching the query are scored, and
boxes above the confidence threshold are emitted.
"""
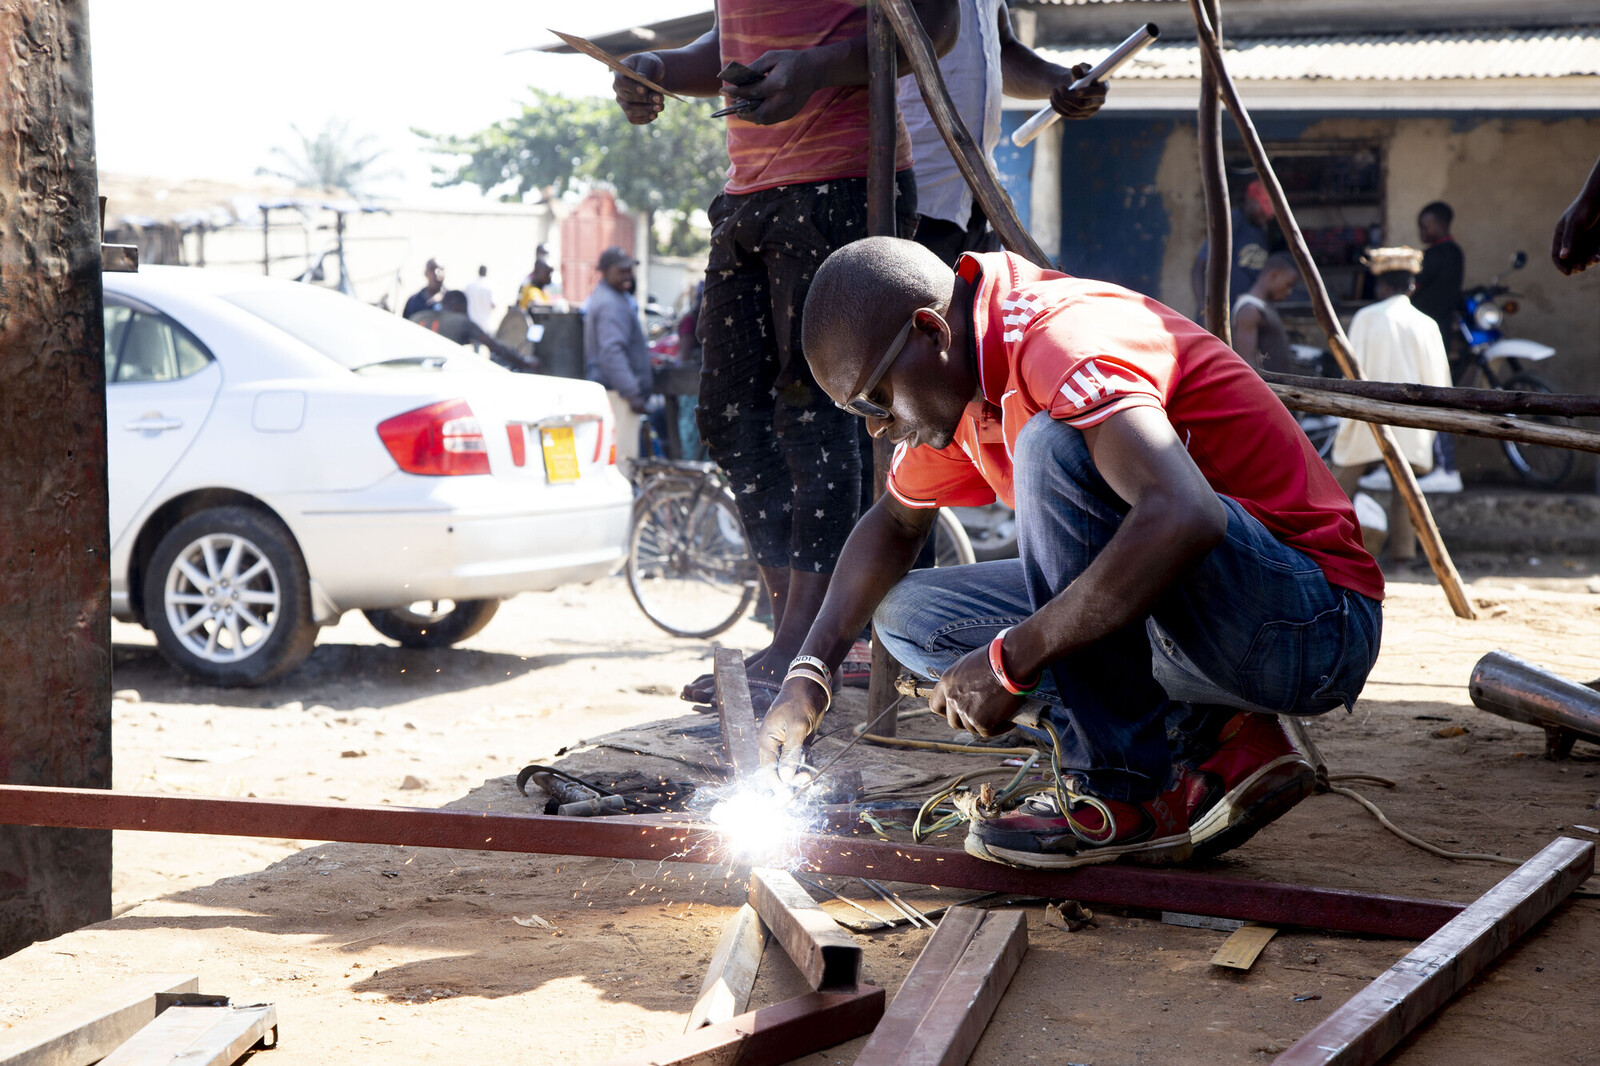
[624,455,975,639]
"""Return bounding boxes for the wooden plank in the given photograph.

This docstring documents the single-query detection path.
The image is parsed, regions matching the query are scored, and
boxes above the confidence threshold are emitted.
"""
[595,989,884,1066]
[1269,384,1600,455]
[97,1004,276,1066]
[1211,924,1278,970]
[897,910,1028,1066]
[1276,836,1593,1065]
[713,648,760,779]
[1261,371,1600,419]
[0,974,199,1066]
[854,906,986,1066]
[683,904,768,1033]
[0,785,1465,939]
[748,867,861,992]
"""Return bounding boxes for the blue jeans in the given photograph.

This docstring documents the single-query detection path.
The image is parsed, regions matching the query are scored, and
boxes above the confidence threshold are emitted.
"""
[875,414,1382,802]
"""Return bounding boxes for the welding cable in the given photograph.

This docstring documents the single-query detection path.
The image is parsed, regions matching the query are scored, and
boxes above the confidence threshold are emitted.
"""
[910,755,1043,843]
[860,734,1038,756]
[1327,784,1522,867]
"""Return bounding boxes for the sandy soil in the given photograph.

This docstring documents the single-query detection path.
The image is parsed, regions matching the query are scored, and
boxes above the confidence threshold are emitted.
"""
[2,567,1599,1065]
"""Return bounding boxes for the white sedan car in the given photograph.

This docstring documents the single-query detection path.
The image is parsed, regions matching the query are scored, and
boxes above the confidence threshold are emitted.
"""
[103,267,631,686]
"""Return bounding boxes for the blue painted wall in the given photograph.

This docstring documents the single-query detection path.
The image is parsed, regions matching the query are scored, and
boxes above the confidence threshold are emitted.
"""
[994,111,1035,233]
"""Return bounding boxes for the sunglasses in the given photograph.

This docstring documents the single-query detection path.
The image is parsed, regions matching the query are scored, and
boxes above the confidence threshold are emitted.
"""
[835,314,920,419]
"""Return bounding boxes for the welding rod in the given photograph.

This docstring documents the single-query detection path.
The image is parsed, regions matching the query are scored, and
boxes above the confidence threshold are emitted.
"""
[1010,23,1159,147]
[862,878,937,929]
[793,873,895,930]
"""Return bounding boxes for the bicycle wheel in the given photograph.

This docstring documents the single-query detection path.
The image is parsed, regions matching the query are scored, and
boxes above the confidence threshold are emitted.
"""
[627,478,759,638]
[933,507,976,567]
[1499,372,1575,488]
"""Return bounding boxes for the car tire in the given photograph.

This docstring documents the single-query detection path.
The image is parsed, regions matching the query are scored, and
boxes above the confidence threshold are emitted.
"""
[362,598,501,649]
[143,506,319,687]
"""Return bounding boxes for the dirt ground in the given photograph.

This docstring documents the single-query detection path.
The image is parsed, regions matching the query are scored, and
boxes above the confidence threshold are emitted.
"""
[3,561,1599,1065]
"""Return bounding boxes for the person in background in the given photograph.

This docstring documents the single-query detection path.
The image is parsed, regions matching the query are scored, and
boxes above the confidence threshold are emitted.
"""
[582,246,653,462]
[401,258,445,320]
[1190,181,1273,318]
[408,290,537,371]
[1552,152,1600,275]
[1411,201,1464,491]
[464,265,496,333]
[520,257,555,310]
[1230,252,1299,376]
[897,0,1106,266]
[1332,248,1453,564]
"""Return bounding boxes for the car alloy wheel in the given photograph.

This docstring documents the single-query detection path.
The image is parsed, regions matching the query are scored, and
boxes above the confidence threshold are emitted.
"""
[163,531,282,663]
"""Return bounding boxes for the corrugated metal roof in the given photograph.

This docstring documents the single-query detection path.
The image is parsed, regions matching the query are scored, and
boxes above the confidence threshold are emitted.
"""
[1039,26,1600,81]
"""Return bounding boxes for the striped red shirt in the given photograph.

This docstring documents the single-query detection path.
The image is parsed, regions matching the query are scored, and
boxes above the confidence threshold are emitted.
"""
[888,252,1385,602]
[719,0,912,195]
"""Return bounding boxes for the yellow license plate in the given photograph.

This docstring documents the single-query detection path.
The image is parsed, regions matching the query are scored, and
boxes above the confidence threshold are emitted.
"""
[540,426,581,483]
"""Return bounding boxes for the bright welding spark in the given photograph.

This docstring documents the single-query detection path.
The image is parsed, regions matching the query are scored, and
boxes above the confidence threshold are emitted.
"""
[703,780,818,867]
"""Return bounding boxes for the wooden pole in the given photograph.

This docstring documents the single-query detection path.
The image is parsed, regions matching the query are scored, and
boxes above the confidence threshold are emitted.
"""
[880,0,1052,268]
[1261,371,1600,418]
[0,0,114,956]
[1185,0,1476,620]
[1197,0,1232,343]
[865,0,903,734]
[1269,385,1600,454]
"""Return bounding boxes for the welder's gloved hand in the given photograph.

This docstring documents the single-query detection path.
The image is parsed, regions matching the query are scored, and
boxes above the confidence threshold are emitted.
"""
[1050,62,1108,121]
[758,679,826,786]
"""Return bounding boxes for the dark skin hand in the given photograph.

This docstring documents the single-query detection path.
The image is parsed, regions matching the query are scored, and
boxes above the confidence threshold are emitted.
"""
[611,1,960,128]
[1552,153,1600,275]
[996,6,1107,120]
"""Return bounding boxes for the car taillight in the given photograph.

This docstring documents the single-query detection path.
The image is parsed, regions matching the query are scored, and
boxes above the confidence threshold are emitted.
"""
[378,399,490,476]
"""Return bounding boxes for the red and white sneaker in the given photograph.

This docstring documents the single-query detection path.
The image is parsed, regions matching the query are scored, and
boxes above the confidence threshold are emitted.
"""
[1182,712,1316,859]
[965,781,1193,870]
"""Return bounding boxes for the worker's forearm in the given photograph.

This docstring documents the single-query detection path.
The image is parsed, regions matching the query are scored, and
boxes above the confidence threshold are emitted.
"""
[1002,496,1225,681]
[653,31,724,95]
[998,41,1075,100]
[797,499,932,668]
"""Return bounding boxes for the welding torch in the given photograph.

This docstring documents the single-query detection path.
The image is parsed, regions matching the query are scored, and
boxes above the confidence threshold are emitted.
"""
[1010,23,1159,148]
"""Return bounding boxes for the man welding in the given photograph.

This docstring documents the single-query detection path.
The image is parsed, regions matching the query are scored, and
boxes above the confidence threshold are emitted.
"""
[759,237,1383,870]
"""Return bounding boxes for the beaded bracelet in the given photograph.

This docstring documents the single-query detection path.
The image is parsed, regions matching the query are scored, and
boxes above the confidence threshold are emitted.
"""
[988,627,1040,695]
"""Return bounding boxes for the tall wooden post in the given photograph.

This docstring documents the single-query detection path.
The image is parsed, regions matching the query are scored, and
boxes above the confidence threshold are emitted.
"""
[864,0,901,734]
[1197,0,1231,343]
[0,0,114,955]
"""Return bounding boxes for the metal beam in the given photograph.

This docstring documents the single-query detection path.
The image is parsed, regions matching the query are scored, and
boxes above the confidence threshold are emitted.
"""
[683,903,767,1032]
[713,648,761,778]
[595,989,884,1066]
[96,1004,276,1066]
[0,0,113,958]
[0,974,198,1066]
[1470,650,1600,759]
[1276,836,1593,1066]
[748,868,862,992]
[856,906,1027,1066]
[0,785,1464,938]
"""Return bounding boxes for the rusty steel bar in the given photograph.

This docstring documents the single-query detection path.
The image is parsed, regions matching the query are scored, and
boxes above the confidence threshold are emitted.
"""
[714,648,761,778]
[749,867,862,991]
[1185,0,1475,622]
[0,785,1463,939]
[0,0,114,956]
[1197,0,1231,343]
[1470,650,1600,760]
[597,989,884,1066]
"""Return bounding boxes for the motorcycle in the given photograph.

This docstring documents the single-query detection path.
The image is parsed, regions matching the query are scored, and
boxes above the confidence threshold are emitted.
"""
[1455,251,1572,487]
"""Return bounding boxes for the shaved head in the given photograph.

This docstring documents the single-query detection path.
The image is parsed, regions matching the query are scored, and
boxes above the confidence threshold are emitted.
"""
[802,237,956,397]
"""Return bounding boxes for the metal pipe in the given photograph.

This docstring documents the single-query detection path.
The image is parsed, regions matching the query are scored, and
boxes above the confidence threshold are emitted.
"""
[1010,23,1159,148]
[1470,650,1600,759]
[1196,0,1231,343]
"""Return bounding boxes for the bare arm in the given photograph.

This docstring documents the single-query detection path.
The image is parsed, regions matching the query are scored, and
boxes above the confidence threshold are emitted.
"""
[613,27,725,125]
[1552,151,1600,275]
[1232,301,1263,370]
[757,494,937,778]
[996,6,1107,119]
[931,406,1227,737]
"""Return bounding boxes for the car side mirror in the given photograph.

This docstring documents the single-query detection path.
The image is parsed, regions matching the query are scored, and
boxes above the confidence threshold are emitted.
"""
[1512,250,1528,270]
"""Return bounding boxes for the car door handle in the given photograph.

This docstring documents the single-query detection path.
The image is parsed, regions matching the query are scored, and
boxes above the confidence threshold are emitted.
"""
[124,416,183,432]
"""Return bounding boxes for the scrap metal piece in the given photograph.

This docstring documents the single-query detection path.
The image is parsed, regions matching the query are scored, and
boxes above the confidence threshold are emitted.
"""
[97,1003,276,1066]
[1469,650,1600,759]
[683,904,768,1033]
[1211,924,1278,970]
[856,906,1028,1066]
[0,974,198,1066]
[714,647,761,778]
[1276,836,1593,1065]
[748,868,861,992]
[0,785,1465,939]
[597,989,883,1066]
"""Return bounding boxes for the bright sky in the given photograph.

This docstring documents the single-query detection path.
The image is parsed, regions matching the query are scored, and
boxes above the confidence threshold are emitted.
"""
[89,0,710,202]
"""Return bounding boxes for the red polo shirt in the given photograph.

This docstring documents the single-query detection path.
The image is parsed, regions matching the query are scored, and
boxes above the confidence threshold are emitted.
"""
[887,251,1384,602]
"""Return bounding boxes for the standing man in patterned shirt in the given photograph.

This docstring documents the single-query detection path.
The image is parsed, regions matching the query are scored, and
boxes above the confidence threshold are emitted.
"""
[611,0,959,708]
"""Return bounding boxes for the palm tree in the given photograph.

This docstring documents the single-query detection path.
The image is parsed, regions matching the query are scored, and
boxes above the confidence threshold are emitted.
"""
[258,120,390,196]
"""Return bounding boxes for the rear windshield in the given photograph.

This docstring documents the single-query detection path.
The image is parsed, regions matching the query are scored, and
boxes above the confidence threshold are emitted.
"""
[222,285,467,369]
